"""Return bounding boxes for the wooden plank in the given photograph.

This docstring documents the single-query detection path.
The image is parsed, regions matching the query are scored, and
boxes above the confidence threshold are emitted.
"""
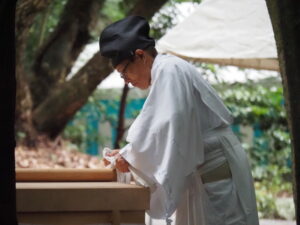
[17,182,150,212]
[18,211,145,225]
[16,168,117,182]
[16,182,143,189]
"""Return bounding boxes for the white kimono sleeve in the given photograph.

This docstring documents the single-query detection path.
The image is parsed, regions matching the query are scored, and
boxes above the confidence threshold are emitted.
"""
[120,62,204,219]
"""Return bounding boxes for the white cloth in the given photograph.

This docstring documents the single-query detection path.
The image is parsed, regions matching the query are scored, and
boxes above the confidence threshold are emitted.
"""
[103,147,156,187]
[175,127,258,225]
[120,54,259,225]
[157,0,278,71]
[103,147,132,183]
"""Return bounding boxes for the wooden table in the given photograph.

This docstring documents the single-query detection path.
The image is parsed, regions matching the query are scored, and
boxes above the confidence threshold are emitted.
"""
[16,169,150,225]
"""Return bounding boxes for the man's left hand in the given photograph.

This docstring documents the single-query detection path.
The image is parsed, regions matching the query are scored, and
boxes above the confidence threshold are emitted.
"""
[115,154,130,173]
[104,149,130,173]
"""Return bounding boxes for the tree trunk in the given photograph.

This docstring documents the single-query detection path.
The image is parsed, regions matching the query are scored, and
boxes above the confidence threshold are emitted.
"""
[114,84,130,149]
[31,0,105,109]
[15,0,52,145]
[265,0,300,222]
[33,53,112,138]
[32,0,168,139]
[128,0,167,20]
[0,0,17,224]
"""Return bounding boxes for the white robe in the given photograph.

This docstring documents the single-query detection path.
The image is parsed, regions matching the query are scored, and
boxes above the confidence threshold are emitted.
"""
[120,54,259,225]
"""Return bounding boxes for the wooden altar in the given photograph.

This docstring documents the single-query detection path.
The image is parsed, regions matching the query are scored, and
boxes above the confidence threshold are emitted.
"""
[16,169,150,225]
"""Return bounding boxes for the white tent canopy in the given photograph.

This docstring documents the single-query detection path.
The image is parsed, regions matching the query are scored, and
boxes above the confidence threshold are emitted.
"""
[157,0,279,71]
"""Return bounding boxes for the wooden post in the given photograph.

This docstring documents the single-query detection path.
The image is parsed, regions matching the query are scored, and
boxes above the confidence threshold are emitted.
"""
[265,0,300,222]
[0,1,18,225]
[112,210,121,225]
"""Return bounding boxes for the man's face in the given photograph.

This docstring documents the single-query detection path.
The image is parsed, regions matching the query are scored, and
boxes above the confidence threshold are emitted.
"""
[115,49,152,90]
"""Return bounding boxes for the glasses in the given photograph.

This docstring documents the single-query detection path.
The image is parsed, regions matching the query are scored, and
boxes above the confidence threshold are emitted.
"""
[120,60,131,79]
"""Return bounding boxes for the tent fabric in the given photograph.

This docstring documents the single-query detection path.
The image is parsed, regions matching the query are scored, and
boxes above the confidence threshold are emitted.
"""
[157,0,279,71]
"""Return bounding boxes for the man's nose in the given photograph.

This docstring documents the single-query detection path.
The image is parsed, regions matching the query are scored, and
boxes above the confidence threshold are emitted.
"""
[123,77,131,84]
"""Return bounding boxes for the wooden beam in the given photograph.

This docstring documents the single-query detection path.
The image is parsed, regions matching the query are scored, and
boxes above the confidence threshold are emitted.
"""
[16,168,116,182]
[16,182,150,212]
[17,182,149,225]
[18,211,145,225]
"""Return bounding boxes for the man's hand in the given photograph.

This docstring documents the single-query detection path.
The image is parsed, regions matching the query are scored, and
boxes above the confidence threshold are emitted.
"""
[103,149,130,173]
[102,149,119,167]
[115,154,130,173]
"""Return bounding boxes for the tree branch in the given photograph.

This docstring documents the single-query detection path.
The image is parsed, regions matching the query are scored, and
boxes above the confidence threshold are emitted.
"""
[128,0,167,20]
[33,53,112,138]
[33,0,168,138]
[31,0,105,108]
[114,84,130,149]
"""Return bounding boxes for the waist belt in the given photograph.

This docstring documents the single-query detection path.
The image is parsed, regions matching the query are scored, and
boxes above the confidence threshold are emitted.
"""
[201,161,232,184]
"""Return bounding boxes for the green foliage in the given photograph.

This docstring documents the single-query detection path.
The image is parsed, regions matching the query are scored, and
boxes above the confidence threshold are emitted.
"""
[62,110,87,152]
[63,95,109,152]
[255,182,278,218]
[150,1,179,39]
[102,0,126,22]
[218,82,286,126]
[25,0,67,67]
[63,88,147,151]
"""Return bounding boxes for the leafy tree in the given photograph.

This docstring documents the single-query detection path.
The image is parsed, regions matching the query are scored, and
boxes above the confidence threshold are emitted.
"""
[15,0,169,146]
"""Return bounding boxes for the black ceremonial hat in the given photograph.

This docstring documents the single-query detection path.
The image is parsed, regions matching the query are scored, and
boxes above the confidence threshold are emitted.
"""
[99,16,155,67]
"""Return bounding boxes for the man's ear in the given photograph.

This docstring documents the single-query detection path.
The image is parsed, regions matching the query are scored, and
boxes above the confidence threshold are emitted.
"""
[135,49,144,58]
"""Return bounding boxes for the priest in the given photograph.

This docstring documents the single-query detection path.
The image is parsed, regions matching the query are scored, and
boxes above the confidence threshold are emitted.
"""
[99,15,259,225]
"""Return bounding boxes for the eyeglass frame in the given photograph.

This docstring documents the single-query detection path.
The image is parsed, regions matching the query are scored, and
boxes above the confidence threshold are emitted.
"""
[120,55,135,80]
[120,60,132,79]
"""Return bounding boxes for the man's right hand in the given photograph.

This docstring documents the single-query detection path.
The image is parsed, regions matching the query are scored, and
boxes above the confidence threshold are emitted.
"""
[102,149,120,167]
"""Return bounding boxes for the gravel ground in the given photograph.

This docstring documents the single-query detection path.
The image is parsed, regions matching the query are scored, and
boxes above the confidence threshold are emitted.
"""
[146,216,296,225]
[260,220,296,225]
